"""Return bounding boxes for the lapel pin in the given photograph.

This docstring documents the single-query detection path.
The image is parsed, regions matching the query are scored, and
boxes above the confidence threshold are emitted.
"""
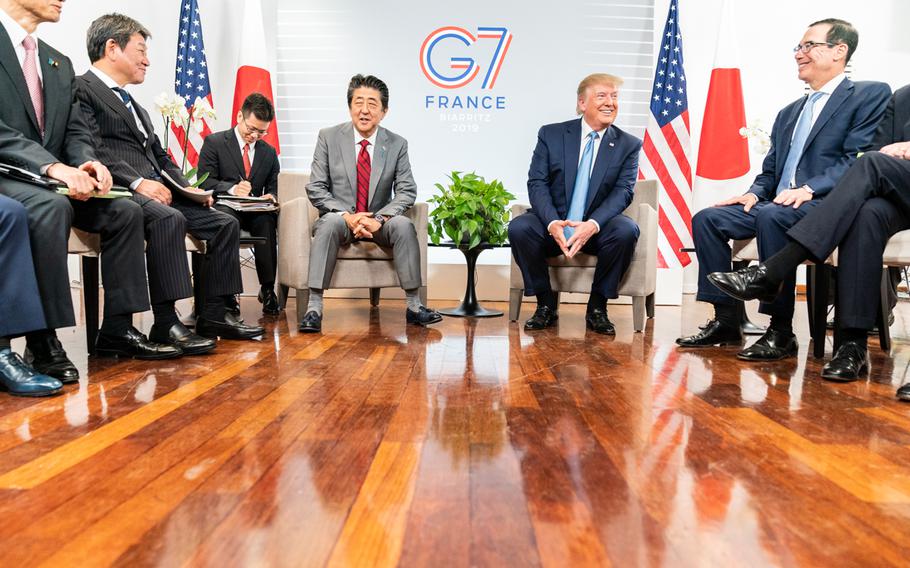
[47,57,59,67]
[609,142,615,147]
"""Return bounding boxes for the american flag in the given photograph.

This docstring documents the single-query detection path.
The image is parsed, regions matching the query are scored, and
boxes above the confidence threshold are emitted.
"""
[169,0,213,169]
[639,0,693,268]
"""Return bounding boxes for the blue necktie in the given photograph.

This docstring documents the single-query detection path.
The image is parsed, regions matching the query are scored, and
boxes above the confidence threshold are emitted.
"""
[777,91,824,194]
[565,131,598,239]
[112,86,132,106]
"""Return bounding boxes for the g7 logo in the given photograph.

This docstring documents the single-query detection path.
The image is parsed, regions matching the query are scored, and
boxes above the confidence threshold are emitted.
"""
[419,26,513,90]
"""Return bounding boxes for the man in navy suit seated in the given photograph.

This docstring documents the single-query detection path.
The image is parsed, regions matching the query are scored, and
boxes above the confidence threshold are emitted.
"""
[509,73,642,335]
[677,18,891,360]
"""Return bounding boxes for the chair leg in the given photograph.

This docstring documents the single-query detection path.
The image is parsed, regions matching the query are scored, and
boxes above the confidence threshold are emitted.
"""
[191,252,207,320]
[296,288,309,323]
[82,256,99,355]
[509,288,523,321]
[879,268,892,352]
[419,286,428,307]
[632,296,645,332]
[369,288,381,307]
[277,285,290,310]
[645,293,655,318]
[812,265,830,359]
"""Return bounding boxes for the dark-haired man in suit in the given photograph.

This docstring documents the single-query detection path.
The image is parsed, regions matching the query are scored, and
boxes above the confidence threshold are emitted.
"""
[300,73,441,333]
[508,72,642,335]
[710,85,910,391]
[676,18,891,361]
[198,93,281,316]
[75,13,263,345]
[0,0,178,374]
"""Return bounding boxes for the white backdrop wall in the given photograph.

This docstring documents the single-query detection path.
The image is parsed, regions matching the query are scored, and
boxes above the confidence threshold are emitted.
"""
[43,1,910,303]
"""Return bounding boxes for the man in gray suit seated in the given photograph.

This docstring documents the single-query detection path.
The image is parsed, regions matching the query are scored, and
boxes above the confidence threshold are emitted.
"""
[300,74,441,333]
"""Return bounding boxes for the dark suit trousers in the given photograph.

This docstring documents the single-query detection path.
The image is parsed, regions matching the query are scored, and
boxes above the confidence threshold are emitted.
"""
[784,152,910,329]
[214,204,278,287]
[170,197,243,298]
[693,200,819,319]
[0,195,46,337]
[131,194,193,303]
[0,180,149,328]
[508,212,639,299]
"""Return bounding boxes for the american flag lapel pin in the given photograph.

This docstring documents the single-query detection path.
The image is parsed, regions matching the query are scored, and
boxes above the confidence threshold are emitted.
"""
[609,142,615,147]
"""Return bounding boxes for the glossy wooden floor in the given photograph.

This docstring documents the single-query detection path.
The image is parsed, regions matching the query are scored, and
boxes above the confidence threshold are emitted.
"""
[2,296,910,567]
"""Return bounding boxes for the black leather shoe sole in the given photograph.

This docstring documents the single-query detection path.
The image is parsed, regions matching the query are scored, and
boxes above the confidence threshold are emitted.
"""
[897,387,910,402]
[31,365,79,384]
[298,323,321,333]
[0,385,62,397]
[173,341,217,356]
[821,362,868,382]
[736,345,798,361]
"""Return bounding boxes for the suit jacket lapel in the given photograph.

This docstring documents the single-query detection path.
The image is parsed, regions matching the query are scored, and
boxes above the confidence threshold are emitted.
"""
[368,128,387,210]
[802,79,853,152]
[775,100,804,181]
[37,43,60,139]
[563,119,582,206]
[227,130,246,177]
[337,122,357,196]
[84,71,148,144]
[586,126,618,212]
[0,26,40,136]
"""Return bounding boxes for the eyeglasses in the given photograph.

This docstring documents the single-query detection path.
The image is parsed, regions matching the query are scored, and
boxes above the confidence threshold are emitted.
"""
[793,41,835,54]
[241,117,269,137]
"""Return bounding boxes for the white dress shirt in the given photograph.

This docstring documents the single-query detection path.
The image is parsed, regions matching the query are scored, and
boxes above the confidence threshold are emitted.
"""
[0,7,42,82]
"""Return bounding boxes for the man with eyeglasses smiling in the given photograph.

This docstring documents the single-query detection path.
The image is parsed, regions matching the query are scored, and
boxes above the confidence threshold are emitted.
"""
[199,93,282,316]
[677,18,891,362]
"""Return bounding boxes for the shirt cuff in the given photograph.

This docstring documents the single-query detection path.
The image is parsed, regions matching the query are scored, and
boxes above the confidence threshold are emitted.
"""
[130,177,144,191]
[228,185,237,196]
[590,219,600,233]
[40,163,54,175]
[547,220,558,232]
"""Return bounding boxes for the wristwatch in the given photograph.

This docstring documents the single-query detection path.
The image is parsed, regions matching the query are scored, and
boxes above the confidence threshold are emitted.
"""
[373,213,387,226]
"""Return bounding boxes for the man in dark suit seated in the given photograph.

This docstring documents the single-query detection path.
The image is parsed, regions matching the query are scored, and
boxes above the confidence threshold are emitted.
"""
[508,73,642,334]
[0,196,62,396]
[709,85,910,392]
[198,93,281,316]
[0,0,181,374]
[76,14,263,345]
[677,18,891,361]
[300,74,441,333]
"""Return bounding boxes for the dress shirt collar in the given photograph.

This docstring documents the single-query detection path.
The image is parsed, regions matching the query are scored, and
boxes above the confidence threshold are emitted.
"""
[88,66,125,90]
[812,72,846,96]
[0,7,32,51]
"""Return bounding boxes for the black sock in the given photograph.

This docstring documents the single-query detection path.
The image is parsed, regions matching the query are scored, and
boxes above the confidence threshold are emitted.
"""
[537,290,557,310]
[715,303,738,329]
[202,296,228,321]
[764,242,811,282]
[152,301,180,328]
[769,314,793,335]
[841,328,868,348]
[587,291,606,313]
[100,314,132,335]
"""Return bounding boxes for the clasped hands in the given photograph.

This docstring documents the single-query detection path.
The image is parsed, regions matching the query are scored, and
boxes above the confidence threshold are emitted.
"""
[548,219,598,258]
[46,161,112,201]
[137,179,214,207]
[343,211,382,239]
[714,186,813,211]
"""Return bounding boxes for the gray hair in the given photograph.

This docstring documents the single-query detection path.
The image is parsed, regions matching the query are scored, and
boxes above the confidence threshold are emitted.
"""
[86,13,151,63]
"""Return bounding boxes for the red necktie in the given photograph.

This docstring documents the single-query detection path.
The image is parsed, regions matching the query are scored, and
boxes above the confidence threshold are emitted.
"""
[356,139,371,212]
[22,36,43,136]
[242,144,252,178]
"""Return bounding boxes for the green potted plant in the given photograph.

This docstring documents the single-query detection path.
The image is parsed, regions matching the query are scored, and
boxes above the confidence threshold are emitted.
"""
[427,171,515,249]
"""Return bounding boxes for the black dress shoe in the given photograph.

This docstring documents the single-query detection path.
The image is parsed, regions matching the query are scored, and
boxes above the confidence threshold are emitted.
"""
[406,306,443,326]
[197,312,264,340]
[259,288,280,315]
[737,328,798,361]
[226,295,242,317]
[896,382,910,402]
[821,340,869,382]
[676,320,742,347]
[149,322,216,355]
[24,334,79,384]
[707,264,783,303]
[96,327,183,360]
[0,349,63,397]
[298,310,322,333]
[524,305,558,330]
[585,309,615,335]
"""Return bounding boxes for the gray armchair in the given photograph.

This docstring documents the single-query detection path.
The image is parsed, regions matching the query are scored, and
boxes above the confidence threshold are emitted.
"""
[276,172,429,321]
[508,179,659,331]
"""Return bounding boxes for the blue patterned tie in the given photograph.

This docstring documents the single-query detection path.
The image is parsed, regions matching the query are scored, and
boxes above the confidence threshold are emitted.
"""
[565,131,598,239]
[777,91,824,194]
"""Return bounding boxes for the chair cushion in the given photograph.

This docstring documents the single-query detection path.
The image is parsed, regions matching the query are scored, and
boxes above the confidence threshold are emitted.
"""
[883,229,910,265]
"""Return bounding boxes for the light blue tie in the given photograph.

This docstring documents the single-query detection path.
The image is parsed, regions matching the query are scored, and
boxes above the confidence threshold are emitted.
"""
[777,91,824,194]
[565,131,598,239]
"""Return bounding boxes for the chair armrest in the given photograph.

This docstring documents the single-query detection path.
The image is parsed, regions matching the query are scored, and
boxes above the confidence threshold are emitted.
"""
[511,203,530,218]
[277,197,314,289]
